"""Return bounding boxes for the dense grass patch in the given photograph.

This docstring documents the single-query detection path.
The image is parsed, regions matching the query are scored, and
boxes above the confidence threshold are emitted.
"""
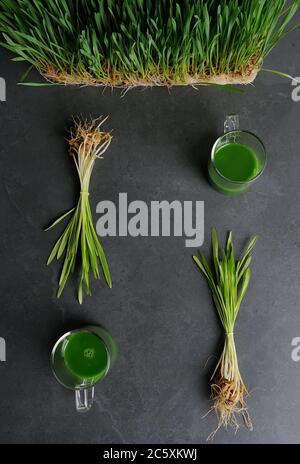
[0,0,299,86]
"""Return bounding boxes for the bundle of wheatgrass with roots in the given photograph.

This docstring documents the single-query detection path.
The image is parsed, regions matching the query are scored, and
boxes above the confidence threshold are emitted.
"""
[193,229,257,438]
[0,0,299,87]
[46,117,112,304]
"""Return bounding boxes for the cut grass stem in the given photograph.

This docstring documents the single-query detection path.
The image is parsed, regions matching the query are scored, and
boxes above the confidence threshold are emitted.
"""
[193,228,257,438]
[47,117,112,303]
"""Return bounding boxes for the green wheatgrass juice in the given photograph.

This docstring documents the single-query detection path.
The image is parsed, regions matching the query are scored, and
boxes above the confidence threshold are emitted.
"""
[64,331,108,382]
[209,142,260,194]
[215,143,258,181]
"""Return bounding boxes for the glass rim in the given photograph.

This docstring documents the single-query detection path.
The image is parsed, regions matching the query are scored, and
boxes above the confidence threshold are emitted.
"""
[211,129,267,185]
[50,328,110,390]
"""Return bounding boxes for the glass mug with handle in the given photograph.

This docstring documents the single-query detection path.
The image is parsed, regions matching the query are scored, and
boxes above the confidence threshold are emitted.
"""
[51,325,117,412]
[208,114,267,195]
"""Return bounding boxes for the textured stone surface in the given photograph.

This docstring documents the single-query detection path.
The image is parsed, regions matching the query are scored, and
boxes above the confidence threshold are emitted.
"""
[0,31,300,444]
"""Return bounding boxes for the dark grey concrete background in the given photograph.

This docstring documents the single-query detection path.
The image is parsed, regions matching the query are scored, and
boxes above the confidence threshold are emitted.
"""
[0,27,300,445]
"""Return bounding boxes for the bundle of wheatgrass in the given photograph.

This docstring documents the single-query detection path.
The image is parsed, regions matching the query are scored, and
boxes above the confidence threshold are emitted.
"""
[193,229,257,438]
[0,0,299,87]
[46,117,112,304]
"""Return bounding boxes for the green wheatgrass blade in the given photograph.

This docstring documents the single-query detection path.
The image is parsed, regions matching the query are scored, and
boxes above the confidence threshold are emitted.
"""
[85,199,112,288]
[237,256,252,284]
[47,234,64,265]
[211,227,220,280]
[45,206,76,231]
[236,236,258,274]
[46,117,113,303]
[78,278,83,305]
[0,1,299,87]
[17,82,58,86]
[56,220,74,260]
[193,228,258,439]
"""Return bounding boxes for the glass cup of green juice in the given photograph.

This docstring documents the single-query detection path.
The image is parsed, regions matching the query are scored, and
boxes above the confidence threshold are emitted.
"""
[208,114,267,195]
[51,325,117,412]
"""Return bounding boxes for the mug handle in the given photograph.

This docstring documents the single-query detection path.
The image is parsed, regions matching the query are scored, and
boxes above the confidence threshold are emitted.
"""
[75,386,94,413]
[224,114,239,133]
